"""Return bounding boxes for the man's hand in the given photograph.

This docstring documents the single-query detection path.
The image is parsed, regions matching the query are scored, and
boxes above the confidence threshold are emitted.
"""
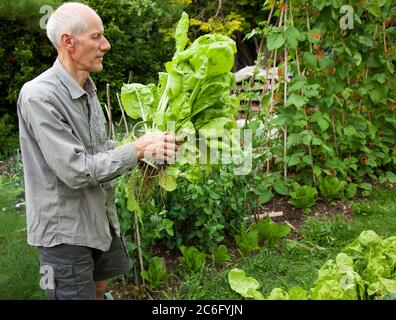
[132,131,180,164]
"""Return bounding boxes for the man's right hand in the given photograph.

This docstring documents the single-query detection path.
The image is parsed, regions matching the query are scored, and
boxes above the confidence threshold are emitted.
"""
[132,131,180,164]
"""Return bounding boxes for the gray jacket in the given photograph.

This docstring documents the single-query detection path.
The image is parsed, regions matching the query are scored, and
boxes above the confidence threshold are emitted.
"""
[17,58,137,251]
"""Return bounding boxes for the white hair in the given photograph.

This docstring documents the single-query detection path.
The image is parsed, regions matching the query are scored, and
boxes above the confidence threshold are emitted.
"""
[46,2,99,47]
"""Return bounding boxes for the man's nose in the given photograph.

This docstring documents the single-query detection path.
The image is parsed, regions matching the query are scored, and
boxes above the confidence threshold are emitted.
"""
[100,36,111,52]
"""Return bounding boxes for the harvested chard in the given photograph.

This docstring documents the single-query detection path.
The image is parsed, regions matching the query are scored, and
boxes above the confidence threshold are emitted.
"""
[120,12,240,192]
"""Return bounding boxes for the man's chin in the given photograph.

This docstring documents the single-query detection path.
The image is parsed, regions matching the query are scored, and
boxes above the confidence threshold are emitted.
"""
[90,64,103,73]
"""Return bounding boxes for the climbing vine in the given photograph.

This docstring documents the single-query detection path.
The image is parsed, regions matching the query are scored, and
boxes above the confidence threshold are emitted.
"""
[247,0,396,195]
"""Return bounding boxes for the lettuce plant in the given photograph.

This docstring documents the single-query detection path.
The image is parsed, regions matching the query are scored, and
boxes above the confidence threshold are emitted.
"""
[140,256,168,290]
[288,182,317,213]
[179,245,207,273]
[256,216,291,247]
[234,223,260,255]
[318,175,346,203]
[228,231,396,300]
[228,268,264,300]
[212,244,231,266]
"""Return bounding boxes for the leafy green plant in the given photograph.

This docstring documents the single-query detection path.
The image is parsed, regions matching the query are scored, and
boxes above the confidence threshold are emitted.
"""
[309,253,365,300]
[342,231,396,288]
[385,171,396,184]
[345,183,358,200]
[228,268,264,300]
[318,175,346,203]
[0,115,19,156]
[179,245,207,273]
[148,210,174,240]
[266,287,308,300]
[165,164,250,250]
[230,230,396,300]
[140,256,168,290]
[120,11,240,191]
[256,216,291,247]
[309,230,396,300]
[359,182,373,197]
[246,0,396,197]
[234,223,260,255]
[212,244,231,266]
[288,182,317,213]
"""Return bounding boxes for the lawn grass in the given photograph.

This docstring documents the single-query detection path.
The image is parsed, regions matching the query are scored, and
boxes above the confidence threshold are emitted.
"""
[165,187,396,300]
[0,209,45,300]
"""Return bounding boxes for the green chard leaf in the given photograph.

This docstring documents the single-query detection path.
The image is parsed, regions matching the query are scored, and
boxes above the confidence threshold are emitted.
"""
[174,12,189,54]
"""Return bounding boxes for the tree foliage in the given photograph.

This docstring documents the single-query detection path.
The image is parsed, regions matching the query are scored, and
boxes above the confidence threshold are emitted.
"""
[185,0,271,68]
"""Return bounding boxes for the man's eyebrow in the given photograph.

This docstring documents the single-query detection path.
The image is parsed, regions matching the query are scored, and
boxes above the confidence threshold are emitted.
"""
[90,30,104,36]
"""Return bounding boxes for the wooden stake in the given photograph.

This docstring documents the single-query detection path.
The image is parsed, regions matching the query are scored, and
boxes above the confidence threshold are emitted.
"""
[383,21,388,54]
[290,3,316,186]
[215,0,222,17]
[134,212,145,286]
[106,84,115,139]
[282,2,288,183]
[116,92,129,136]
[306,7,313,53]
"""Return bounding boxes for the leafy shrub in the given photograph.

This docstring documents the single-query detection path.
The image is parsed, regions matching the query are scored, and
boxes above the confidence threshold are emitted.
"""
[251,0,396,192]
[0,115,19,156]
[165,164,250,250]
[0,0,187,156]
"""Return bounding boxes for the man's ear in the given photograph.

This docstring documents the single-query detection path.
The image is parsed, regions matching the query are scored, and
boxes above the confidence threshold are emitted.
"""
[60,33,75,51]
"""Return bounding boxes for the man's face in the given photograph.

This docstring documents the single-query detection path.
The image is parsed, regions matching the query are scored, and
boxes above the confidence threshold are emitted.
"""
[70,12,111,73]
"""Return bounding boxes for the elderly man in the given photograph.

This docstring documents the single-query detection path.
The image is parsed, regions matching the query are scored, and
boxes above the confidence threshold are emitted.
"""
[17,2,178,300]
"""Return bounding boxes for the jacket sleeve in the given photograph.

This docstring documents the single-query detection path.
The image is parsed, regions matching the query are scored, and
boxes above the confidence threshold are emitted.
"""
[19,96,138,190]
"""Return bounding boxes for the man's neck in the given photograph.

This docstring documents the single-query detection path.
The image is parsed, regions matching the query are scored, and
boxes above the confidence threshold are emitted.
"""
[58,54,89,88]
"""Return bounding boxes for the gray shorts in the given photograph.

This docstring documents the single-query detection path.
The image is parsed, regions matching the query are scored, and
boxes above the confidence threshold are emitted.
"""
[38,232,132,300]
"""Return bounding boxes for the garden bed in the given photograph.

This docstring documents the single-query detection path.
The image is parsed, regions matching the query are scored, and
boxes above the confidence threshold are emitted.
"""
[108,185,396,300]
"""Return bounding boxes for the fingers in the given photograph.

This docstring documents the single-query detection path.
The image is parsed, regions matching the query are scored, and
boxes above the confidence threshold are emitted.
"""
[156,142,179,164]
[163,133,182,144]
[135,131,182,163]
[144,140,180,163]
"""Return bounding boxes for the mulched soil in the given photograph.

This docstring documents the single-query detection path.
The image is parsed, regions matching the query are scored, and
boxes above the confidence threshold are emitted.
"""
[262,194,354,238]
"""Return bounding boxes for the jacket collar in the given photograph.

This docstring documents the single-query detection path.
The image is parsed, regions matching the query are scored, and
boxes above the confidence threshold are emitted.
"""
[53,58,97,99]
